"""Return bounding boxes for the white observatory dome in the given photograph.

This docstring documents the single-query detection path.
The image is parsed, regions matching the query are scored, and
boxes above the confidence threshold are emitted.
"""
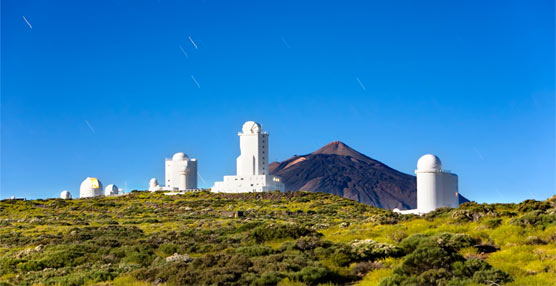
[416,154,442,172]
[104,184,118,196]
[149,178,160,192]
[60,190,72,199]
[149,178,159,187]
[172,152,188,161]
[80,177,103,198]
[242,121,261,134]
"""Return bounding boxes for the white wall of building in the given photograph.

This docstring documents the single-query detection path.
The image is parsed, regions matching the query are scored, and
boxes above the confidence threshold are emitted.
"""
[415,154,459,213]
[237,121,269,176]
[164,152,198,190]
[442,172,459,208]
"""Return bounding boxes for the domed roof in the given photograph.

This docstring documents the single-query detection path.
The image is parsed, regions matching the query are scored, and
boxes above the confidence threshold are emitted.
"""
[417,154,442,171]
[105,184,118,196]
[149,178,159,187]
[172,152,188,161]
[242,121,261,134]
[80,177,103,198]
[60,190,72,199]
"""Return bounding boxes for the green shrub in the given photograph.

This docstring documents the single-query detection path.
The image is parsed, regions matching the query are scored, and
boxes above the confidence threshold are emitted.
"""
[484,217,502,229]
[512,210,556,228]
[251,271,285,286]
[237,245,275,257]
[399,233,429,254]
[397,239,463,275]
[350,239,403,261]
[472,268,512,284]
[250,223,318,243]
[158,243,178,257]
[293,265,332,285]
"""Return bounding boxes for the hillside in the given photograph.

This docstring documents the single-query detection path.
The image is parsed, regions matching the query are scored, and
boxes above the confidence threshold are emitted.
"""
[1,191,555,286]
[270,141,469,209]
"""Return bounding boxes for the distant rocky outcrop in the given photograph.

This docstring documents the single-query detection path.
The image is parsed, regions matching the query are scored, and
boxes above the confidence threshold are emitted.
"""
[270,141,469,210]
[165,253,192,263]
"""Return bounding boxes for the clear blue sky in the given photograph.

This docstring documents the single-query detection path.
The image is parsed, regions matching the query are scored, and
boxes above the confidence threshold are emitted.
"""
[1,0,554,203]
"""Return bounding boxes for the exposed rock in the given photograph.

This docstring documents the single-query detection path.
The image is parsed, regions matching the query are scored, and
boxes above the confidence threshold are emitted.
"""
[15,245,43,259]
[165,253,192,263]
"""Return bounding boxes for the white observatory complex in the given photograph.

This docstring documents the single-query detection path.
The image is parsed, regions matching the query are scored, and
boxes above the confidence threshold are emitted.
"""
[60,190,72,199]
[395,154,459,214]
[212,121,285,193]
[149,152,197,192]
[80,177,103,198]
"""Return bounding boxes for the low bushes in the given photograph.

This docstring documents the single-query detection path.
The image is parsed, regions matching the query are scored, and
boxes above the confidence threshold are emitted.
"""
[379,234,511,286]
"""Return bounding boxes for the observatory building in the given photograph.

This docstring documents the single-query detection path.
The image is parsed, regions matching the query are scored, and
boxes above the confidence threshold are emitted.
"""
[149,152,197,191]
[104,184,119,196]
[395,154,459,214]
[60,190,72,199]
[211,121,285,193]
[80,177,103,198]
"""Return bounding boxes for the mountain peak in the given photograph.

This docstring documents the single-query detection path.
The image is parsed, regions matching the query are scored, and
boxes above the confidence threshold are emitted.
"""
[312,141,363,158]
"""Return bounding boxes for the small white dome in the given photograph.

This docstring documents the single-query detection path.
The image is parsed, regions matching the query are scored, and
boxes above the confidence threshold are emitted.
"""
[104,184,118,196]
[242,121,261,134]
[172,152,188,161]
[80,177,103,198]
[149,178,159,187]
[60,190,72,199]
[417,154,442,171]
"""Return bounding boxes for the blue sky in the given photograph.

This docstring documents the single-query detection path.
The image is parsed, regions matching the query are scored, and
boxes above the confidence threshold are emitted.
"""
[1,0,554,203]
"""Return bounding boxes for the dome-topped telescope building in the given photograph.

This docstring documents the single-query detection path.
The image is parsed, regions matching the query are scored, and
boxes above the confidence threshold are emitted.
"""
[396,154,459,214]
[149,152,197,192]
[104,184,119,196]
[80,177,103,198]
[212,121,285,193]
[166,152,197,190]
[60,190,72,199]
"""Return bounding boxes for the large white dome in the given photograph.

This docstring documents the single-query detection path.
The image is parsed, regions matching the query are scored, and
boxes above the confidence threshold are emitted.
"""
[80,177,103,198]
[172,152,188,161]
[242,121,261,134]
[417,154,442,171]
[60,190,72,199]
[104,184,118,196]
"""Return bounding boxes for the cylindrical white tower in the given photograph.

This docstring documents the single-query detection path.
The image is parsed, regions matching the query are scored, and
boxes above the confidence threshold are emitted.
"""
[60,190,72,199]
[415,154,442,213]
[178,167,188,191]
[236,121,269,176]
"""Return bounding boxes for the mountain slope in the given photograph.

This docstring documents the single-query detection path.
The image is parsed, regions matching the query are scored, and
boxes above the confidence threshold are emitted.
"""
[1,191,553,286]
[270,141,468,209]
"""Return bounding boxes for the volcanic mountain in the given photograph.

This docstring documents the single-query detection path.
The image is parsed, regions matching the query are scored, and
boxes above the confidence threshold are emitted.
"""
[270,141,468,210]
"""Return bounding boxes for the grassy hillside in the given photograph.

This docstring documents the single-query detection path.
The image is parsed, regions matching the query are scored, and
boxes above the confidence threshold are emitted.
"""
[0,191,555,286]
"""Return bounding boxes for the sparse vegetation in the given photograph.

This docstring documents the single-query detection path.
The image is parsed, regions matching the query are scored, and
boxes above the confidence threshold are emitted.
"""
[1,191,555,285]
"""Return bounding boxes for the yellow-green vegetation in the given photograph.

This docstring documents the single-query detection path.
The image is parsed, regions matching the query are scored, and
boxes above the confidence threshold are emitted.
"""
[0,191,554,286]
